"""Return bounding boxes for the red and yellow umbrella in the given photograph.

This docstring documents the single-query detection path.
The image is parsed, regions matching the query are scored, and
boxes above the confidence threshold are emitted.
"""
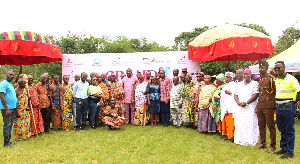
[188,24,274,62]
[0,31,62,66]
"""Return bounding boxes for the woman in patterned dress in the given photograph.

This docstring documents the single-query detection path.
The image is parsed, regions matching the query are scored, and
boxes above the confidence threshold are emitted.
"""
[60,75,73,132]
[146,76,160,127]
[132,75,149,126]
[181,73,196,126]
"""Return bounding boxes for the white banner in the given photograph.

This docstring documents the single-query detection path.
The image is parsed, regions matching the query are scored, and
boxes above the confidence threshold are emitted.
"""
[62,51,201,83]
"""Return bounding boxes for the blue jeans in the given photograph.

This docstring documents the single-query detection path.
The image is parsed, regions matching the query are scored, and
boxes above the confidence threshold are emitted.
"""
[75,98,88,128]
[89,101,101,127]
[276,103,296,154]
[160,101,170,126]
[1,109,15,145]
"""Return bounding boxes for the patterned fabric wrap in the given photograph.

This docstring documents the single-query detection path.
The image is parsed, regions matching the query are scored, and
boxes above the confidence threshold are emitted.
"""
[13,88,31,140]
[209,84,225,123]
[108,81,124,111]
[51,87,61,129]
[181,81,196,125]
[103,105,126,129]
[29,85,44,135]
[62,84,73,129]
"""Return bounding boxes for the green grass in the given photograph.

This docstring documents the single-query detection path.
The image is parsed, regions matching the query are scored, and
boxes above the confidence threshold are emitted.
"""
[0,117,299,164]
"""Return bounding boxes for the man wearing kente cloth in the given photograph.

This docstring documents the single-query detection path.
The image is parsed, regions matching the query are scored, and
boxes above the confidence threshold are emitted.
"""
[13,77,31,141]
[103,98,126,129]
[98,73,109,125]
[28,75,44,135]
[49,74,62,130]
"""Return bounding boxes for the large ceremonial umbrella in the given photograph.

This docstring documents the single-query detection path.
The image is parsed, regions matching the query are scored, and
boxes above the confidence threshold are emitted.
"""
[0,31,62,73]
[188,24,274,70]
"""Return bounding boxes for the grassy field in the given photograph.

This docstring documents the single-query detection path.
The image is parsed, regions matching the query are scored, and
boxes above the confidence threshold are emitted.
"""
[0,117,299,164]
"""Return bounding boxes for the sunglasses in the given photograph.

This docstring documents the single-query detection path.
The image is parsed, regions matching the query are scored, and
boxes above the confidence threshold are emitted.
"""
[93,79,98,81]
[274,67,282,70]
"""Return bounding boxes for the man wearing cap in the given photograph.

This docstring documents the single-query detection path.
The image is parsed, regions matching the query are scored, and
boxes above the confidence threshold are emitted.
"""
[273,61,300,159]
[256,60,276,153]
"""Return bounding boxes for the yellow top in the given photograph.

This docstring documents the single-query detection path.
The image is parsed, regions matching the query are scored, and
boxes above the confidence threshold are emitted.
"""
[275,74,300,100]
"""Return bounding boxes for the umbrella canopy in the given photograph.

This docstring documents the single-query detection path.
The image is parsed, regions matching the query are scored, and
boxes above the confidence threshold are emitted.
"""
[188,24,274,62]
[0,31,62,66]
[249,39,300,74]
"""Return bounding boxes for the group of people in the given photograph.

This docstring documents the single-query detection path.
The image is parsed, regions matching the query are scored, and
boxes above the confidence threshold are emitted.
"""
[0,61,299,159]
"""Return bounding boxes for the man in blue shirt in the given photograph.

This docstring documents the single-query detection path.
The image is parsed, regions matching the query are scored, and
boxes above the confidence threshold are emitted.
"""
[73,72,89,130]
[0,69,18,147]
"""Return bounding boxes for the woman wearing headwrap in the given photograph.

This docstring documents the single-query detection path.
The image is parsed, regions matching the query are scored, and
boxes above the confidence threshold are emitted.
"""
[132,75,149,126]
[196,75,217,133]
[234,68,259,146]
[209,73,226,132]
[220,72,237,140]
[181,73,196,126]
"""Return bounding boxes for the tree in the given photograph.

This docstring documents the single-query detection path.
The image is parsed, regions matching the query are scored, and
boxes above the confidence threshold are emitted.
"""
[174,26,211,51]
[273,27,300,56]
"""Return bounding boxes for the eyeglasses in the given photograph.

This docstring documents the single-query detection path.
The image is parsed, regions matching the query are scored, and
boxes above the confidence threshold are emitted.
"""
[93,79,98,81]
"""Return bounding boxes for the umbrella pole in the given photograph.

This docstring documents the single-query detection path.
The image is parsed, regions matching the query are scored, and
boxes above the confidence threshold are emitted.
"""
[228,56,230,71]
[19,56,22,75]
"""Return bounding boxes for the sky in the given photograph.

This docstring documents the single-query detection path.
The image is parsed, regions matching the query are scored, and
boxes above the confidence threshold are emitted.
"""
[1,0,300,47]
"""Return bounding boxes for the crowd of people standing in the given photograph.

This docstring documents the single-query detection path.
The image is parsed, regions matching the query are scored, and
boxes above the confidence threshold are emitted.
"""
[0,60,299,159]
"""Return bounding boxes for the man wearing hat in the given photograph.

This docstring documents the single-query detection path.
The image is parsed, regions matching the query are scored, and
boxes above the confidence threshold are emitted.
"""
[256,60,276,153]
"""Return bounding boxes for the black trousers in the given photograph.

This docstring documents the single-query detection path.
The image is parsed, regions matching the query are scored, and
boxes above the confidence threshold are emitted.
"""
[41,107,51,132]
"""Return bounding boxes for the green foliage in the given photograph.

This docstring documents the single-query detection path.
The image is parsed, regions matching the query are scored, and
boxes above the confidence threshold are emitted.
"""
[174,26,211,51]
[236,23,270,36]
[273,27,300,57]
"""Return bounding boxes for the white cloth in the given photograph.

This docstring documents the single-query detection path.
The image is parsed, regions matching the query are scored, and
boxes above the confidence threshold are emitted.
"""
[170,84,183,109]
[234,80,259,146]
[220,81,237,121]
[134,81,148,109]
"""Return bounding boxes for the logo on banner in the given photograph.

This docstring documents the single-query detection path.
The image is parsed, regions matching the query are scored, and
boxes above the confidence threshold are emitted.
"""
[143,58,155,65]
[177,54,188,65]
[112,57,121,66]
[63,58,73,67]
[92,57,102,67]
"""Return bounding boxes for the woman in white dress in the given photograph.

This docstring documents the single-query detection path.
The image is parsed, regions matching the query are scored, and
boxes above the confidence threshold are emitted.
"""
[234,68,259,146]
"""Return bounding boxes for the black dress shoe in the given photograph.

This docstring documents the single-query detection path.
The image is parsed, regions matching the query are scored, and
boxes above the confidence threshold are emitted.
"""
[280,153,294,159]
[274,149,285,155]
